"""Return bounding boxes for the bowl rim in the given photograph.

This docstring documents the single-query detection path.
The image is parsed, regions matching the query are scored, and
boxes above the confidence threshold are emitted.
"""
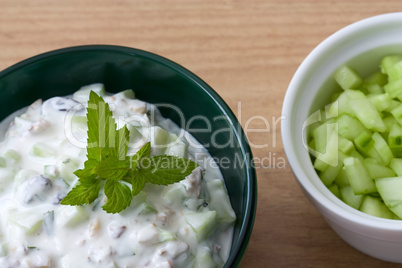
[282,12,402,232]
[0,44,257,266]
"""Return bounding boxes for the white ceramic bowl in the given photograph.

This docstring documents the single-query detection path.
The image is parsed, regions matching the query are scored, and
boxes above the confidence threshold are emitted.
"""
[282,13,402,263]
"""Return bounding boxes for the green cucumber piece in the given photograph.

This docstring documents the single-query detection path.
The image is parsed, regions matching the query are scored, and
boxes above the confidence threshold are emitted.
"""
[340,186,364,210]
[375,176,402,219]
[353,132,382,162]
[206,179,236,223]
[363,158,396,178]
[371,132,393,165]
[8,210,44,235]
[363,70,388,87]
[343,157,377,195]
[193,247,218,268]
[384,79,402,99]
[319,151,346,186]
[185,210,218,241]
[359,195,396,220]
[333,65,363,90]
[328,184,341,199]
[368,93,392,112]
[388,61,402,82]
[336,114,369,140]
[387,124,402,157]
[30,143,56,158]
[0,242,7,257]
[162,183,187,207]
[333,169,350,188]
[72,83,106,103]
[390,158,402,176]
[57,206,89,227]
[349,97,386,132]
[381,55,402,75]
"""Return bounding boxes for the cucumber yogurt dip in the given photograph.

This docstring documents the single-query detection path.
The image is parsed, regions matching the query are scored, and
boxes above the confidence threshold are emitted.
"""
[0,84,236,268]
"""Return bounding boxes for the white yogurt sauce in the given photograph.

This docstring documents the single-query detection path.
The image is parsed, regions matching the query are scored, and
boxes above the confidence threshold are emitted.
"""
[0,84,236,268]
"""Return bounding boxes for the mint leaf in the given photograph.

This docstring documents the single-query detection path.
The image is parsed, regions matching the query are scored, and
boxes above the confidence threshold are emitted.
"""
[139,155,198,185]
[130,170,145,196]
[116,125,130,161]
[86,91,117,161]
[102,180,132,213]
[93,158,130,181]
[60,175,101,205]
[74,158,98,179]
[130,141,151,169]
[62,90,199,214]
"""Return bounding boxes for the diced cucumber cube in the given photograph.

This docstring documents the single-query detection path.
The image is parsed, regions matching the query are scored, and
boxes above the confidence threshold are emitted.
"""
[333,65,363,90]
[72,83,106,103]
[383,116,398,135]
[57,206,89,227]
[353,132,382,162]
[44,165,60,179]
[368,93,392,112]
[328,184,341,199]
[343,157,377,195]
[0,156,6,168]
[0,169,15,192]
[338,137,354,154]
[30,143,56,158]
[319,151,346,186]
[162,183,187,207]
[185,210,218,241]
[312,123,339,169]
[359,195,396,220]
[390,158,402,176]
[363,158,396,178]
[333,169,350,188]
[375,176,402,219]
[0,242,7,257]
[139,202,157,215]
[113,89,135,99]
[158,229,176,243]
[206,179,236,223]
[371,132,394,165]
[152,126,170,154]
[366,84,384,94]
[364,70,388,87]
[390,104,402,126]
[59,157,80,184]
[193,247,218,268]
[330,92,354,116]
[3,149,21,163]
[166,139,188,158]
[349,150,365,162]
[384,78,402,99]
[8,210,44,235]
[336,114,369,140]
[388,61,402,82]
[387,124,402,157]
[381,55,402,75]
[349,97,386,132]
[340,186,364,210]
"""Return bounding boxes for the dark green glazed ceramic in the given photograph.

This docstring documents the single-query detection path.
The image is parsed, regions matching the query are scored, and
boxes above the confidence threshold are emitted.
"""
[0,45,257,267]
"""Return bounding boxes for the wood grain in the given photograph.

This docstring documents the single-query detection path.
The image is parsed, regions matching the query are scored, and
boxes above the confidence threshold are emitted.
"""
[1,0,402,267]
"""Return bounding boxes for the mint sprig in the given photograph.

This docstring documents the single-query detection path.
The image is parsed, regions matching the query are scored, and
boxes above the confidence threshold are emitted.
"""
[61,91,198,213]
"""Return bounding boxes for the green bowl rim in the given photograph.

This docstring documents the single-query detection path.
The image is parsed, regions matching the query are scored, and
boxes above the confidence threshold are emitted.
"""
[0,44,257,267]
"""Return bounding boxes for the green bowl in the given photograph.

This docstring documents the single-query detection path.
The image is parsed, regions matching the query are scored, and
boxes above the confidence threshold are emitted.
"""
[0,45,257,267]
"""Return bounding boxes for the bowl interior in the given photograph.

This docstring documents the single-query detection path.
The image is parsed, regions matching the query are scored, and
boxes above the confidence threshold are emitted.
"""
[283,13,402,231]
[0,45,257,267]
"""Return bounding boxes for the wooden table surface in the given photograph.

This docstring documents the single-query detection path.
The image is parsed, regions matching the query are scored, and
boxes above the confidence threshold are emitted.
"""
[1,1,402,267]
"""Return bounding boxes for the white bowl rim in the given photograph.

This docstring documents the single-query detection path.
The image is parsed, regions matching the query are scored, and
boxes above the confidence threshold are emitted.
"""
[282,12,402,232]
